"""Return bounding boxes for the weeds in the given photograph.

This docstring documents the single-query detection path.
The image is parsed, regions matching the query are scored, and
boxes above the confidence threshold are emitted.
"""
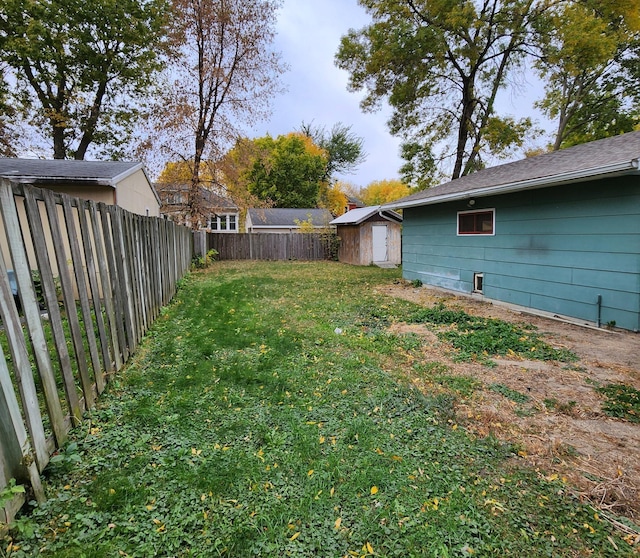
[597,384,640,422]
[191,248,218,269]
[489,383,531,404]
[407,302,577,365]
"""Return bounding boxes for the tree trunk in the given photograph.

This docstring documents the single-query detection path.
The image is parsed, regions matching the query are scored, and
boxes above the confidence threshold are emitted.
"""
[452,78,475,180]
[52,124,66,159]
[189,139,204,229]
[74,80,108,160]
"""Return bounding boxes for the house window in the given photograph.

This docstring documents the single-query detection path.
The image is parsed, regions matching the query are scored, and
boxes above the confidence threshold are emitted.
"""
[209,213,238,232]
[458,209,495,235]
[165,192,186,205]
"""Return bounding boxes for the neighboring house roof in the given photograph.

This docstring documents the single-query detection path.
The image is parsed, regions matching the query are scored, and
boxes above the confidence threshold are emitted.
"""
[330,205,403,225]
[346,194,365,207]
[0,157,160,205]
[385,131,640,210]
[247,208,334,228]
[0,158,144,186]
[155,183,238,211]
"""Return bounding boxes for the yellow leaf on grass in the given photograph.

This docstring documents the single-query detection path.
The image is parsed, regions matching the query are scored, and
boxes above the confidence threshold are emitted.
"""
[370,486,379,495]
[308,469,314,477]
[290,532,301,541]
[366,541,374,554]
[334,517,342,530]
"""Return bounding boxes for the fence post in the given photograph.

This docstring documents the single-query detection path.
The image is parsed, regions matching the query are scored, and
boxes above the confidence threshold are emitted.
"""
[193,230,206,258]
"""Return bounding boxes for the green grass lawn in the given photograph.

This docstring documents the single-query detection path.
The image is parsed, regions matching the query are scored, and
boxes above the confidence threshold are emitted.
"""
[5,261,635,557]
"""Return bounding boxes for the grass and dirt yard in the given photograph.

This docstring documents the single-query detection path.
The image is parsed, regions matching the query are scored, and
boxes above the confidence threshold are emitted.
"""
[4,261,639,557]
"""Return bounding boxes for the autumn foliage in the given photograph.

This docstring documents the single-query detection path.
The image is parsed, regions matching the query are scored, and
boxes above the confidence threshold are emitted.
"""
[357,179,412,206]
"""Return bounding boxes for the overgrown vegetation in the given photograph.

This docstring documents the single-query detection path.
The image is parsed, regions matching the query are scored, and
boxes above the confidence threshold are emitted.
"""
[3,262,634,556]
[191,249,218,270]
[597,384,640,423]
[407,302,577,365]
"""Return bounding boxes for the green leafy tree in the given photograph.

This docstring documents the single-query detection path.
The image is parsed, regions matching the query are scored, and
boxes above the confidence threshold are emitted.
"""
[146,0,286,228]
[299,122,367,182]
[0,64,16,156]
[0,0,168,159]
[534,0,640,150]
[225,133,328,208]
[399,141,437,190]
[336,0,539,182]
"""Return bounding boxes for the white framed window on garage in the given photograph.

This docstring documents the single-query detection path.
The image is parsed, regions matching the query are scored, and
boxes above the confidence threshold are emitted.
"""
[457,208,495,236]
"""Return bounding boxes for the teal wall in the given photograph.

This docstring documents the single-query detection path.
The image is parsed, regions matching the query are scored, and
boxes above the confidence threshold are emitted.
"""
[402,177,640,331]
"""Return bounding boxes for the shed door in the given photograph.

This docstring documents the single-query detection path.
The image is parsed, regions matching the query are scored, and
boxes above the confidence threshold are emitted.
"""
[372,225,388,262]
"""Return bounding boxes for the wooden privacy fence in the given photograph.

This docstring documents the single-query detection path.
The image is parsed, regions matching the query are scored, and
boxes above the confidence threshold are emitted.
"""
[0,180,192,523]
[206,232,338,261]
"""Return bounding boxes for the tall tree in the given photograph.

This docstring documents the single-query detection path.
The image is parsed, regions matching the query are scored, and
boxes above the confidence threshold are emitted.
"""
[534,0,640,150]
[223,133,328,208]
[336,0,539,182]
[299,122,367,182]
[0,0,168,159]
[148,0,286,228]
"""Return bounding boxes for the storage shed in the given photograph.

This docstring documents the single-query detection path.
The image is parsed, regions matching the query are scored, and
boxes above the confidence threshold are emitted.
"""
[330,206,402,266]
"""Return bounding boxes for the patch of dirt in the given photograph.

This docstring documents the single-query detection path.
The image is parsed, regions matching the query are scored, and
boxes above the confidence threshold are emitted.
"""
[381,282,640,529]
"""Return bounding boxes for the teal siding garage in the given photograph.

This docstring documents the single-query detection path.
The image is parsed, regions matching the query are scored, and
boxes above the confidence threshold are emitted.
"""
[387,132,640,332]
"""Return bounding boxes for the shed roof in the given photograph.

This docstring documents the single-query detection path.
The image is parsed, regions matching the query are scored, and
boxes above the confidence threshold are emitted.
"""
[330,205,402,225]
[247,208,334,227]
[0,158,144,187]
[384,131,640,210]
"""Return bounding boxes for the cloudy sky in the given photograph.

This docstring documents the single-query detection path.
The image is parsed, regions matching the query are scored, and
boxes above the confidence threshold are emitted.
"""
[251,0,550,188]
[249,0,402,188]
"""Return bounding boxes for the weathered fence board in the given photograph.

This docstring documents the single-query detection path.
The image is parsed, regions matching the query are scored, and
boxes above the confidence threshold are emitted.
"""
[0,183,68,450]
[44,188,96,412]
[0,179,192,524]
[207,232,337,261]
[23,187,82,424]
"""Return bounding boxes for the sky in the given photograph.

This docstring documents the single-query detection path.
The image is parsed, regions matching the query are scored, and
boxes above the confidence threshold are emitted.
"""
[249,0,403,188]
[250,0,551,189]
